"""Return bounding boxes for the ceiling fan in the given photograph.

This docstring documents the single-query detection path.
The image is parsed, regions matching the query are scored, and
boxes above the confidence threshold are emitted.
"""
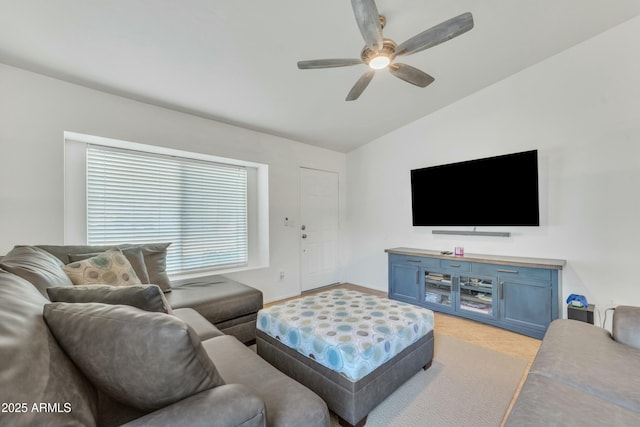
[297,0,474,101]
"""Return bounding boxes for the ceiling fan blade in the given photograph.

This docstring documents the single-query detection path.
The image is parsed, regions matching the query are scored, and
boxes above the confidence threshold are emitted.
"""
[351,0,383,51]
[297,59,363,69]
[389,63,434,88]
[396,12,474,57]
[346,70,375,101]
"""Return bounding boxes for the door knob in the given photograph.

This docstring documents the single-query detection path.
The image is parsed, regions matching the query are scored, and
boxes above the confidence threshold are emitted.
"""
[301,225,306,230]
[302,234,308,239]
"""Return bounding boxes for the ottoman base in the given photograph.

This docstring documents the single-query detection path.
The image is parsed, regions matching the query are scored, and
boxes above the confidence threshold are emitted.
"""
[256,329,434,427]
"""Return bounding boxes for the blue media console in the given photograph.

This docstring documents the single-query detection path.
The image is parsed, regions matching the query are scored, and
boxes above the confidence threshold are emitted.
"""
[386,247,566,339]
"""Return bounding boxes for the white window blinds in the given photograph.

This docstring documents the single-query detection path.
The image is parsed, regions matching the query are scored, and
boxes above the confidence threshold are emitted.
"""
[87,145,248,274]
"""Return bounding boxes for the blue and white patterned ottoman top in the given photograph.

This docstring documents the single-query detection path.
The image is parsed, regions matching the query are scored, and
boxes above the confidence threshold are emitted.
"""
[257,289,434,381]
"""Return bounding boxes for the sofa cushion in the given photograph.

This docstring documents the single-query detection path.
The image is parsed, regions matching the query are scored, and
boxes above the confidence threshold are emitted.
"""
[0,269,98,427]
[43,302,225,412]
[39,244,125,264]
[203,335,330,427]
[69,245,150,284]
[0,245,73,297]
[120,384,267,427]
[529,319,640,412]
[173,308,225,341]
[612,305,640,350]
[505,373,640,427]
[166,276,263,325]
[63,249,142,286]
[47,284,172,314]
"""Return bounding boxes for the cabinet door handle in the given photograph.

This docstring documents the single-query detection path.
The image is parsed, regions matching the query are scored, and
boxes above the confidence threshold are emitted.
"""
[500,282,504,300]
[497,269,518,274]
[407,259,421,263]
[416,270,419,284]
[449,263,461,268]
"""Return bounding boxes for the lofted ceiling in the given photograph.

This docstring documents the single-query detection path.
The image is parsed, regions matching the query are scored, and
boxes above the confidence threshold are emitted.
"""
[1,0,640,153]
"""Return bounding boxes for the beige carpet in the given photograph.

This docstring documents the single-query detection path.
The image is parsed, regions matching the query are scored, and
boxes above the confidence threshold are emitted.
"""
[330,334,528,427]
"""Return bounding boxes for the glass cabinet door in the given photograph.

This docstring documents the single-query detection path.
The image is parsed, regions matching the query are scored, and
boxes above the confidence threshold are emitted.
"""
[424,271,453,309]
[458,275,495,317]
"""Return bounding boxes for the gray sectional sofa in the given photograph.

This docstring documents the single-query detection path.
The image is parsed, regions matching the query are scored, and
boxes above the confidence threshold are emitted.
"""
[0,244,331,427]
[36,243,263,345]
[505,307,640,426]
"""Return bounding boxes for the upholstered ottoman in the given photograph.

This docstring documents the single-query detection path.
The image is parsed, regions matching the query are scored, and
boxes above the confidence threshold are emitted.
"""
[256,289,434,427]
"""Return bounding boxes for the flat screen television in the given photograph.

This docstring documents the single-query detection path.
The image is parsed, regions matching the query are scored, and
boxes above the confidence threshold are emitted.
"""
[411,150,539,226]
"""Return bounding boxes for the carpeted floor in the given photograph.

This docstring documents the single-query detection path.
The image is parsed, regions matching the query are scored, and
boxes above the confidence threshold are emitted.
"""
[329,334,528,427]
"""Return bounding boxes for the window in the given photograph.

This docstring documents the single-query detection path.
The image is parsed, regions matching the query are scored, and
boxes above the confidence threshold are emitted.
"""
[64,132,269,277]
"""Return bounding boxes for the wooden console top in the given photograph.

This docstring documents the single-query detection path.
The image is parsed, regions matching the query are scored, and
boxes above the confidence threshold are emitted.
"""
[385,247,566,270]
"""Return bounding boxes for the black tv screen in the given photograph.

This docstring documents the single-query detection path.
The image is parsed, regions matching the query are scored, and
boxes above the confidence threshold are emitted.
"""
[411,150,539,226]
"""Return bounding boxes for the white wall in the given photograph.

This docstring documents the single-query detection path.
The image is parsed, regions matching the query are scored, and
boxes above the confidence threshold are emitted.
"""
[2,16,639,323]
[344,16,640,326]
[0,63,346,302]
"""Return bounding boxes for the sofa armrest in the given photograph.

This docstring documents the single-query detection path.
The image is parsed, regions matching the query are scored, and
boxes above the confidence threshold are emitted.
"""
[612,305,640,349]
[173,307,225,341]
[121,384,266,427]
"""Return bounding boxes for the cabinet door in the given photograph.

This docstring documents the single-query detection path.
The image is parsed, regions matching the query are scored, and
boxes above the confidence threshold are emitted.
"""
[423,271,454,312]
[499,278,552,335]
[458,274,497,319]
[389,263,421,304]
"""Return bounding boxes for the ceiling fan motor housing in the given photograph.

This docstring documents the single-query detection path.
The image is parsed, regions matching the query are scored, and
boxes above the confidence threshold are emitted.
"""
[361,38,397,66]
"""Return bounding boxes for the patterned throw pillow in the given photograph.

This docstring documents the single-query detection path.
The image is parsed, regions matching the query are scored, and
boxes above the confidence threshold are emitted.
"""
[68,246,150,284]
[63,249,141,286]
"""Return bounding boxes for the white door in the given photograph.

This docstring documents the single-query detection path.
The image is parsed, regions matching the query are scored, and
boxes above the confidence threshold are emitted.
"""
[300,167,340,292]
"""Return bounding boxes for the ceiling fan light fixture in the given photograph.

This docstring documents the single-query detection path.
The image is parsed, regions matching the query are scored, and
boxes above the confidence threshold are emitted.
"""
[368,54,390,69]
[362,38,396,70]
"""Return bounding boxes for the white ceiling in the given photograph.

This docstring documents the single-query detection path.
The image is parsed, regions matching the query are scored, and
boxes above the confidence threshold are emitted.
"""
[1,1,639,153]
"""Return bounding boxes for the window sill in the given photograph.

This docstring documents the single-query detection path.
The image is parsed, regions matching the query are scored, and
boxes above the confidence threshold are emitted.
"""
[169,262,268,283]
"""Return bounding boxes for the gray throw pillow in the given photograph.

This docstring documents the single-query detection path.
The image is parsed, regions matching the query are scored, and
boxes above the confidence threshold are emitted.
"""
[0,246,73,297]
[47,284,173,314]
[43,302,224,412]
[139,242,172,293]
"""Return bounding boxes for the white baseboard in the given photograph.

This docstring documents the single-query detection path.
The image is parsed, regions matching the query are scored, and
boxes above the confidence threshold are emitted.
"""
[264,291,301,304]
